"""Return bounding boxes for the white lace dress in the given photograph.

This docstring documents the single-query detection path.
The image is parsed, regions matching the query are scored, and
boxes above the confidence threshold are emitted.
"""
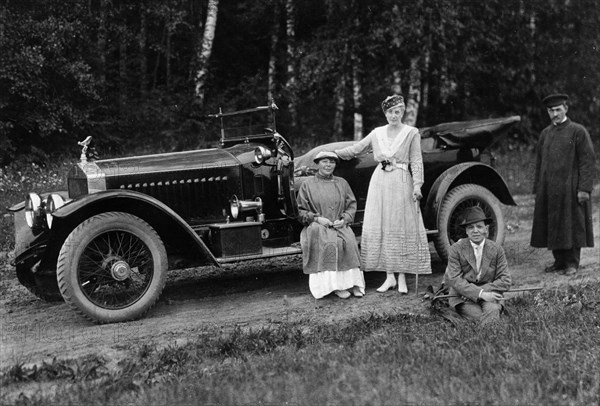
[335,124,431,274]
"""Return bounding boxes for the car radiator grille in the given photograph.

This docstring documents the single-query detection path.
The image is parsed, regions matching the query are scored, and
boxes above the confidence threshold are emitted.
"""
[120,176,229,220]
[68,178,88,198]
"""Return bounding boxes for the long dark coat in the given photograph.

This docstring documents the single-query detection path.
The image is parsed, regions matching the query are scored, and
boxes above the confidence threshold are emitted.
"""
[531,119,595,249]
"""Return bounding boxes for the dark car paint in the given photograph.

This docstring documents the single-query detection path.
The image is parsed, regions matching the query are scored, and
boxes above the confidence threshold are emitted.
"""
[293,116,521,230]
[11,135,296,274]
[11,115,520,281]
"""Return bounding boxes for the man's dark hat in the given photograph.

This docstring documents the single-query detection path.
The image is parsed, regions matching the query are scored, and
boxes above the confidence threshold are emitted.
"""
[459,206,491,227]
[542,93,569,108]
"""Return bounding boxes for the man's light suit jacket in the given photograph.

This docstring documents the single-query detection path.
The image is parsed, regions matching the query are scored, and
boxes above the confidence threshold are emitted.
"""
[443,237,512,309]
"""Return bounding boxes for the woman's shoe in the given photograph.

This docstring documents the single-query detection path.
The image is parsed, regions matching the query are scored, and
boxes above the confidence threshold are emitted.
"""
[397,273,408,294]
[334,290,351,299]
[376,273,397,292]
[352,286,364,297]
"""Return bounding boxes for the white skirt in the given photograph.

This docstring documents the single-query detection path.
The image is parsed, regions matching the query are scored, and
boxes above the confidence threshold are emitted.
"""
[308,268,365,299]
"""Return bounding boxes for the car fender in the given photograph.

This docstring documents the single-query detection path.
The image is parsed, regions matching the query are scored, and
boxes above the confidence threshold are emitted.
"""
[423,162,516,230]
[53,190,219,267]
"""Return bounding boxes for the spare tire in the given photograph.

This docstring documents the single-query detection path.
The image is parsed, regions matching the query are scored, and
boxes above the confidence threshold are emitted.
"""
[433,183,505,262]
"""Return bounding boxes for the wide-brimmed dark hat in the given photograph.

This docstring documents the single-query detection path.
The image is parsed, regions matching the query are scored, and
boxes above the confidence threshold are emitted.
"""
[459,206,491,227]
[542,93,569,108]
[313,151,339,164]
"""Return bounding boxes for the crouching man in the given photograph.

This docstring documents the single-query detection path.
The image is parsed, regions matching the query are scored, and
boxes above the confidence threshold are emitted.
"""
[444,207,512,325]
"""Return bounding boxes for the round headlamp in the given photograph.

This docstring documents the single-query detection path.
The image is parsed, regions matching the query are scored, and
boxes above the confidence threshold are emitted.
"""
[254,146,273,164]
[45,193,65,229]
[24,193,43,229]
[230,195,240,219]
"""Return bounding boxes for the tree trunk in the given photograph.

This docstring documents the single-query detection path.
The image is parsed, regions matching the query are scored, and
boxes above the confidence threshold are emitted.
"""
[97,0,107,89]
[352,55,363,141]
[392,70,403,95]
[119,37,127,109]
[152,25,166,91]
[0,0,7,41]
[194,0,219,109]
[285,0,298,128]
[139,1,148,97]
[267,0,280,103]
[333,71,347,141]
[421,47,430,113]
[404,56,421,126]
[527,10,536,85]
[166,21,172,89]
[118,2,127,110]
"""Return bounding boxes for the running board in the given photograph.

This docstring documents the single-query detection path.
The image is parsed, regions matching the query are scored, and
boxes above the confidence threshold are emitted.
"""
[215,230,439,264]
[216,245,302,264]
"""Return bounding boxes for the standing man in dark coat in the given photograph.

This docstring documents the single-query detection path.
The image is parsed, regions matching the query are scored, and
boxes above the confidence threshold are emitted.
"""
[531,93,596,276]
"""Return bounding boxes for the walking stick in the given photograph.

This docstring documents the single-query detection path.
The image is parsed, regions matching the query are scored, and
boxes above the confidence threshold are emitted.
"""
[432,286,544,301]
[415,273,419,296]
[414,196,422,296]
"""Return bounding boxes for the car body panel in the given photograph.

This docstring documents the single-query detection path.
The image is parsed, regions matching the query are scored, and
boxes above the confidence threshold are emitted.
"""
[9,104,521,318]
[53,189,220,266]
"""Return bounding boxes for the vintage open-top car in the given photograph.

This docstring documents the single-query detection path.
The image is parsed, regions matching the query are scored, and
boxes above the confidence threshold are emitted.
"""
[9,102,520,323]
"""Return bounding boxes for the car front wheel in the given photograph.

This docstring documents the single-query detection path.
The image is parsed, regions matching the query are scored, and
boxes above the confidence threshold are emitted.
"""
[433,184,505,262]
[57,212,167,323]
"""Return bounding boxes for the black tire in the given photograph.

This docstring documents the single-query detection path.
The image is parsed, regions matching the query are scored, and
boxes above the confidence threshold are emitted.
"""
[57,212,167,323]
[433,184,505,262]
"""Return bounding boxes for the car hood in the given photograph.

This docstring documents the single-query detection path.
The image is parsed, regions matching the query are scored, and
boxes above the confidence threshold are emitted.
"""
[91,148,239,177]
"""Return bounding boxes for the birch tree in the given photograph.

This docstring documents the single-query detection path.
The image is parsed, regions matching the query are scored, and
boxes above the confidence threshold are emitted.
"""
[138,1,148,97]
[352,54,363,141]
[194,0,219,108]
[118,3,127,109]
[267,0,281,103]
[97,0,107,89]
[332,69,347,141]
[285,0,298,128]
[403,56,421,126]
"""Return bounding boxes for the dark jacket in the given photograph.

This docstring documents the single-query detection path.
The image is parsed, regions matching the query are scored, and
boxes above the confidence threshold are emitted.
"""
[443,238,512,309]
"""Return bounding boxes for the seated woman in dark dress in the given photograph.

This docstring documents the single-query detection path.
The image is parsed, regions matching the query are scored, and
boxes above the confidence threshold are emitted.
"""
[296,151,365,299]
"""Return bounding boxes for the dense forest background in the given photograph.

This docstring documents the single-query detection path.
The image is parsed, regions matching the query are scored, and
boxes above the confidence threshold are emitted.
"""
[1,0,598,165]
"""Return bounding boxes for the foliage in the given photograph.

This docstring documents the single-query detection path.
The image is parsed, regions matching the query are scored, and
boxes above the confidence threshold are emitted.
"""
[0,160,70,269]
[0,2,100,164]
[1,0,599,166]
[2,282,600,405]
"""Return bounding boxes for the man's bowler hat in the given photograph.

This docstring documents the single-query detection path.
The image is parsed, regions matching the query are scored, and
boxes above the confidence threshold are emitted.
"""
[542,93,569,108]
[459,206,491,227]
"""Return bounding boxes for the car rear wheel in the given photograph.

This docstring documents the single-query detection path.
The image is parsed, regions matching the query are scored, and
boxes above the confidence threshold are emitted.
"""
[433,184,505,262]
[57,212,167,323]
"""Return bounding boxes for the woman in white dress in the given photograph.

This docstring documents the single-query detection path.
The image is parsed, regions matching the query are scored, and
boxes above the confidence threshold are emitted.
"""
[334,95,431,293]
[296,151,365,299]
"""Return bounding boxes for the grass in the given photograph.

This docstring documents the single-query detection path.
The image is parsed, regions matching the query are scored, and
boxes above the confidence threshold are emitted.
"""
[2,281,599,405]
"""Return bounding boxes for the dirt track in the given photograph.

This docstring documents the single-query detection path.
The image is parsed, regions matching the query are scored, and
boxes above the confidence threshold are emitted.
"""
[1,194,599,372]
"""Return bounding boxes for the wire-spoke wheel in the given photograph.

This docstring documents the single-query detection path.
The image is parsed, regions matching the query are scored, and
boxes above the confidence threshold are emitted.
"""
[57,212,167,323]
[433,184,505,262]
